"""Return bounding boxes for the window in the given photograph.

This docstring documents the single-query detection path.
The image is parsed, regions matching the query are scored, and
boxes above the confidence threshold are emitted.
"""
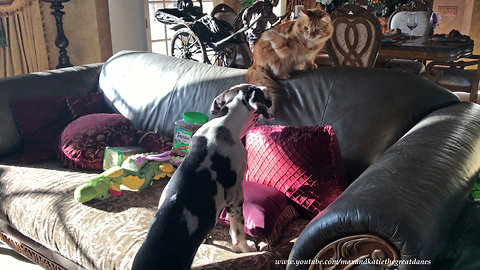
[145,0,214,55]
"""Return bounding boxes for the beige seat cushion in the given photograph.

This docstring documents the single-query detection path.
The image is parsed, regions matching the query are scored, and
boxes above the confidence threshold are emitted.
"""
[0,160,308,269]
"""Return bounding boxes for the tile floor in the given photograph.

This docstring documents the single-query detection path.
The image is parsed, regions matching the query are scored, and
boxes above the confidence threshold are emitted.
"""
[0,242,43,269]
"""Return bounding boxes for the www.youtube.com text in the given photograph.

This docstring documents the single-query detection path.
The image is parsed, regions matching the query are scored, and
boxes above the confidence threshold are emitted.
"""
[275,258,432,267]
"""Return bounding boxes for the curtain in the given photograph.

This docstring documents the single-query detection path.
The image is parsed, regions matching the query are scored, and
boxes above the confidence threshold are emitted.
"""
[0,0,48,77]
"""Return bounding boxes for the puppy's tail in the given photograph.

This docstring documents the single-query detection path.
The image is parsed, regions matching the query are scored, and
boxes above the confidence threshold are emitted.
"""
[245,65,283,114]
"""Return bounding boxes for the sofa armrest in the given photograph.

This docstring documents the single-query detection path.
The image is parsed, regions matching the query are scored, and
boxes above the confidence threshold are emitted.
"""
[287,102,480,270]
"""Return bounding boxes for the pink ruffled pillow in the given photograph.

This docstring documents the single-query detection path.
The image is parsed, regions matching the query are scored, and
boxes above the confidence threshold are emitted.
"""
[217,181,298,246]
[244,125,347,218]
[58,113,135,170]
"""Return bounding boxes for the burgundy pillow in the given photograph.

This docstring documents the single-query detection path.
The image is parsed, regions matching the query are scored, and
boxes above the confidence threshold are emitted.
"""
[244,125,347,218]
[58,113,135,170]
[66,92,106,119]
[136,131,173,153]
[217,181,298,246]
[10,96,71,163]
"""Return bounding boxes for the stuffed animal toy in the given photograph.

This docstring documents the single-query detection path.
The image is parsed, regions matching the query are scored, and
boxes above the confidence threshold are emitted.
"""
[74,151,178,203]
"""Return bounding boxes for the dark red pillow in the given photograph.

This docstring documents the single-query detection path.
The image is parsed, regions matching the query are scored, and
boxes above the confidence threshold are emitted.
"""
[66,92,106,119]
[244,125,347,218]
[136,131,173,153]
[217,181,298,246]
[10,96,71,163]
[58,113,135,170]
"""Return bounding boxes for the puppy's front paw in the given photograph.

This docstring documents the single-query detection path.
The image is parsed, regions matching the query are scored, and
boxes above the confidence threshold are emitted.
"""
[232,240,257,253]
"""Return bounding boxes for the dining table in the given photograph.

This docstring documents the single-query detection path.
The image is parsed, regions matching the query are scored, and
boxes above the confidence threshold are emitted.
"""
[378,35,474,62]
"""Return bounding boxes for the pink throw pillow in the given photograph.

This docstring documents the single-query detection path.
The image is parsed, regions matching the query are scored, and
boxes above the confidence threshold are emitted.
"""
[58,113,135,170]
[244,125,347,218]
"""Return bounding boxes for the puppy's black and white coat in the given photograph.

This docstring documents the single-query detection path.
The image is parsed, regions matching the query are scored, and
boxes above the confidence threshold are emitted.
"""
[132,84,272,270]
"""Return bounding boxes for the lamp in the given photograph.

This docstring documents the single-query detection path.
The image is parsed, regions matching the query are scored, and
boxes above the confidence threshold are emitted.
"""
[42,0,72,68]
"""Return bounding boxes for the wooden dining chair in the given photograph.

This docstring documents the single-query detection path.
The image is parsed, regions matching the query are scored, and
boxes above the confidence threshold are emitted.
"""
[326,4,382,68]
[426,56,480,103]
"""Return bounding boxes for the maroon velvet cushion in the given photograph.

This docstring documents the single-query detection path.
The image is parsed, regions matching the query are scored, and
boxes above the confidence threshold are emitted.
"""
[244,125,347,218]
[66,92,106,119]
[58,113,135,170]
[10,96,71,163]
[136,131,173,153]
[217,181,298,246]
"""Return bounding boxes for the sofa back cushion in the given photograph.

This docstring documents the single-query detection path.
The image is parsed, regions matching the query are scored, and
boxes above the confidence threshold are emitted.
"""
[100,51,459,183]
[273,67,459,182]
[99,51,246,136]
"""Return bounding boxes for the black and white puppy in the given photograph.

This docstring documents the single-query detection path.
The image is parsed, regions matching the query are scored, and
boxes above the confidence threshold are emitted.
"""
[132,84,272,270]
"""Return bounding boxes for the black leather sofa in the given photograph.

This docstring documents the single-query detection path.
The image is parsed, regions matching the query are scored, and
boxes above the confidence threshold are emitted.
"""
[1,51,479,269]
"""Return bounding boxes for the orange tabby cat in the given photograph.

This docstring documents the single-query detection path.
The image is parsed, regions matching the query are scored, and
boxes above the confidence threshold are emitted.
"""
[245,9,333,110]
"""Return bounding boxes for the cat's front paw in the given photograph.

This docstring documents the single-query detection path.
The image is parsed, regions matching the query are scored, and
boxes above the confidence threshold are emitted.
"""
[262,30,285,49]
[278,73,291,80]
[306,62,318,70]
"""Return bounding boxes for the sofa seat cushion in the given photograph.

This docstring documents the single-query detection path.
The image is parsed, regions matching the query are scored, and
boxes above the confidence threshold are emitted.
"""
[0,160,308,269]
[58,113,136,171]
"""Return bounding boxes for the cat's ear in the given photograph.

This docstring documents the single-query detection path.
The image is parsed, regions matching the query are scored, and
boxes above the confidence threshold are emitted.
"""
[321,15,331,23]
[299,10,309,17]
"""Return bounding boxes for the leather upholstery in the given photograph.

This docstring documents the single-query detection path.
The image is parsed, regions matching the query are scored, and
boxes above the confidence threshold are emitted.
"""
[99,51,246,136]
[288,102,480,269]
[273,67,458,182]
[102,52,478,268]
[101,52,459,183]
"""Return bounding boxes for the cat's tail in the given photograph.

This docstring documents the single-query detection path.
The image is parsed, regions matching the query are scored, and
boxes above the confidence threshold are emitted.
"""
[245,65,283,114]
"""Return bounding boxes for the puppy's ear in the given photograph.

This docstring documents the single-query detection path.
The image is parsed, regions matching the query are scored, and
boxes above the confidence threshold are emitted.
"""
[247,86,273,119]
[210,85,243,117]
[210,94,228,116]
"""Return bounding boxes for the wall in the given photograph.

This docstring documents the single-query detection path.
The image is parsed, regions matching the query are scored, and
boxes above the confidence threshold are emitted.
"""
[432,0,479,54]
[41,0,112,69]
[433,0,474,36]
[471,0,480,54]
[108,0,148,54]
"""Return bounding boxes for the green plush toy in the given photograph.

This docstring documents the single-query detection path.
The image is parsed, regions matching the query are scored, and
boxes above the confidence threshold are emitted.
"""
[472,181,480,200]
[74,152,178,203]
